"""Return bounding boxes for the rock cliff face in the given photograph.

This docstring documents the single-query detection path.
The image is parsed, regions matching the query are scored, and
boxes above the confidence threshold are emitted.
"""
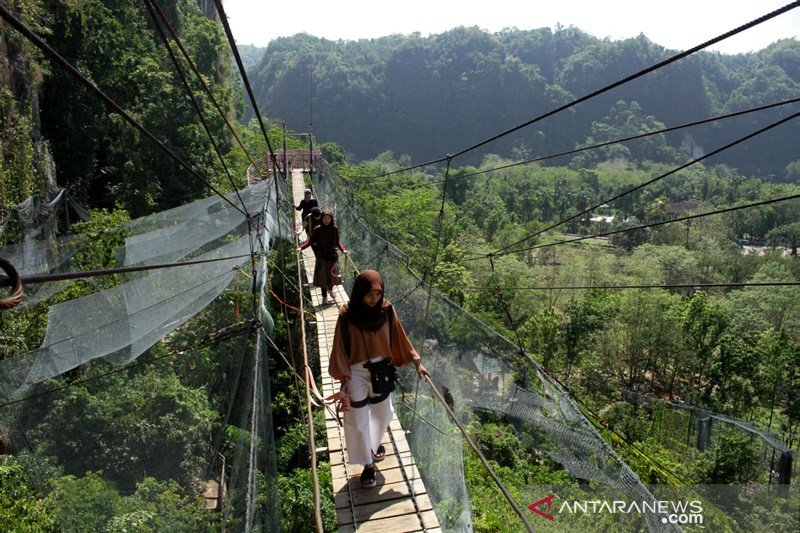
[0,4,54,216]
[197,0,218,21]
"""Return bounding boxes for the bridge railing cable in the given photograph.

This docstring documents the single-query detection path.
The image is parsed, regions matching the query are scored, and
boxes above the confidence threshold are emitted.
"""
[145,0,256,166]
[486,110,800,258]
[358,1,800,181]
[0,4,247,217]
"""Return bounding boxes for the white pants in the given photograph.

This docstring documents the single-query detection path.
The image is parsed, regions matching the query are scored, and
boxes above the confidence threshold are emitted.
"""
[344,357,394,466]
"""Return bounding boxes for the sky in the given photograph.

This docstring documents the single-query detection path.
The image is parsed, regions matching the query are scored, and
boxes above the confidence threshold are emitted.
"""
[223,0,800,55]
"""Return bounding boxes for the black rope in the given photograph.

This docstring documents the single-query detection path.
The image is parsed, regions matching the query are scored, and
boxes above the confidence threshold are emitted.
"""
[449,1,800,160]
[422,97,800,188]
[143,0,249,216]
[359,2,800,180]
[490,111,800,257]
[465,281,800,292]
[146,0,255,165]
[493,191,800,257]
[0,4,247,217]
[0,253,256,288]
[211,0,285,182]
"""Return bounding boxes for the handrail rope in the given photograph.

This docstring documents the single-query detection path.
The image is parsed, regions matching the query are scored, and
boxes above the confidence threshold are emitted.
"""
[289,173,324,532]
[0,253,257,288]
[143,0,249,216]
[423,373,535,532]
[361,2,800,181]
[0,258,24,309]
[146,0,255,165]
[0,5,247,217]
[491,190,800,257]
[421,97,800,188]
[211,0,285,183]
[465,281,800,292]
[488,111,800,257]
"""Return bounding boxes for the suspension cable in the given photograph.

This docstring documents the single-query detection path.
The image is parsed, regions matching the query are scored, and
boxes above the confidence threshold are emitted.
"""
[491,191,800,257]
[449,1,800,160]
[489,111,800,257]
[0,253,256,288]
[357,2,800,180]
[211,0,284,181]
[419,97,800,188]
[143,0,249,215]
[465,281,800,292]
[146,0,255,165]
[0,4,247,217]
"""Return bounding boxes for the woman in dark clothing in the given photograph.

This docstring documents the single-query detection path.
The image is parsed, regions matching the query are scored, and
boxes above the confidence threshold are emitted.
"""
[328,270,428,487]
[295,188,319,233]
[297,210,348,304]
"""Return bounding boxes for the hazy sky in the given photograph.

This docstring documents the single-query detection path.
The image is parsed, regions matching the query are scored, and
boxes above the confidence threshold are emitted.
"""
[223,0,800,55]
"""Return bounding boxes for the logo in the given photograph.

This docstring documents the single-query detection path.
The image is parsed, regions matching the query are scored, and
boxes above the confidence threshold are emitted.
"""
[528,494,555,521]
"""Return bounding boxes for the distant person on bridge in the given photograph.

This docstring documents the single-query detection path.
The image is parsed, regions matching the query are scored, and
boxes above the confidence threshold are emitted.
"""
[295,188,318,234]
[296,209,347,305]
[328,270,429,488]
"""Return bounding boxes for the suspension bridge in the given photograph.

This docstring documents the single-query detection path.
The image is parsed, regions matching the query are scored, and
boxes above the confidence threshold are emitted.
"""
[292,170,442,532]
[0,1,799,532]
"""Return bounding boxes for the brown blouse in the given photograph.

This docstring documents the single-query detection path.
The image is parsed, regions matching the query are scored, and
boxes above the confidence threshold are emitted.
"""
[328,308,421,381]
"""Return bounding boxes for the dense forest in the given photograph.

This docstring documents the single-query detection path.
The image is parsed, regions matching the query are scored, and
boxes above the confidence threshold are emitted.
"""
[247,27,800,176]
[1,0,800,531]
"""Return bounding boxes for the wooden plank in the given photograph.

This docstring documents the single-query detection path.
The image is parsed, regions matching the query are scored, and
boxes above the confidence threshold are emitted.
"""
[338,510,439,533]
[292,171,440,531]
[331,462,420,493]
[335,478,427,509]
[336,493,434,525]
[331,451,414,480]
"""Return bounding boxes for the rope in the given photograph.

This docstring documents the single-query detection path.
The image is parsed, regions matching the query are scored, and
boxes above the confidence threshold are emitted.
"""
[359,2,800,181]
[421,97,800,188]
[466,281,800,291]
[0,5,247,217]
[145,0,255,165]
[211,0,285,182]
[489,111,800,257]
[289,172,324,532]
[0,253,256,288]
[492,190,800,257]
[143,0,249,215]
[423,374,535,532]
[0,258,24,310]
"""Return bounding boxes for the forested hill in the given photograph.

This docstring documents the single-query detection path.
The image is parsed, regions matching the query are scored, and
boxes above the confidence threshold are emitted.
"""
[246,27,800,176]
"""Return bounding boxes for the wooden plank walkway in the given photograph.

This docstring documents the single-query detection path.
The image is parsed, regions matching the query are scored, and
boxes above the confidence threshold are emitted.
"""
[292,170,441,532]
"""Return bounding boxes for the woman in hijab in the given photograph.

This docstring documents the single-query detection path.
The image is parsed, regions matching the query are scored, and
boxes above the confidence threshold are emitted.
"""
[328,270,428,487]
[296,210,347,305]
[295,188,318,233]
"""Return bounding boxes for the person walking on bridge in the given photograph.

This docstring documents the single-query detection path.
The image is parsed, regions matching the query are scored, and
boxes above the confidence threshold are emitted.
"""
[296,209,347,305]
[295,188,318,234]
[328,270,429,488]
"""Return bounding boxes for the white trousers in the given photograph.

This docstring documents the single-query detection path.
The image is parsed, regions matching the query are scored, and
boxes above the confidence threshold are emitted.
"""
[344,357,394,466]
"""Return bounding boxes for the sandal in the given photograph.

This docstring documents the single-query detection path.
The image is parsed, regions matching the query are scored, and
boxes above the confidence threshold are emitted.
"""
[372,445,386,462]
[360,465,376,488]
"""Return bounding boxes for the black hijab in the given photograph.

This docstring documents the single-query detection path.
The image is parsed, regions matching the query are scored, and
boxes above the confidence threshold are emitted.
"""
[346,270,391,331]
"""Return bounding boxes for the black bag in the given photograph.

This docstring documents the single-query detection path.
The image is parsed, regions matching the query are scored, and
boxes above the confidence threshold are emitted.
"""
[364,359,396,394]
